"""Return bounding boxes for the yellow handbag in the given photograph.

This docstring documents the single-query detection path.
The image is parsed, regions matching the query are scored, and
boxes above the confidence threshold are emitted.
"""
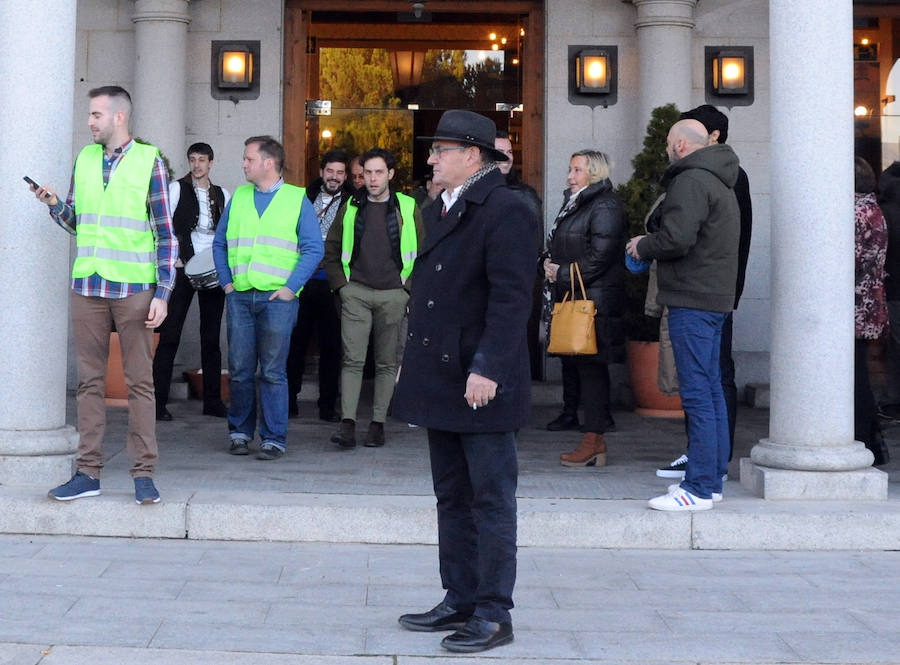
[547,262,598,355]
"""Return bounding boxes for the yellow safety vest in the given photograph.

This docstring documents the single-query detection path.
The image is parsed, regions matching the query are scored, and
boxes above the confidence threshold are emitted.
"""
[71,143,158,284]
[341,192,418,281]
[226,184,307,292]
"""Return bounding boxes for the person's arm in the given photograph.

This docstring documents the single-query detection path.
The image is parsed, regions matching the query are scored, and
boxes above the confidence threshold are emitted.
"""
[35,171,76,235]
[221,186,232,207]
[213,200,233,292]
[282,198,325,296]
[168,180,181,214]
[636,175,708,260]
[147,156,177,301]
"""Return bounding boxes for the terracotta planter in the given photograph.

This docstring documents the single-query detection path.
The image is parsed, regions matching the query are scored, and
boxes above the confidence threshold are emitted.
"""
[183,368,230,403]
[106,332,160,405]
[626,340,684,418]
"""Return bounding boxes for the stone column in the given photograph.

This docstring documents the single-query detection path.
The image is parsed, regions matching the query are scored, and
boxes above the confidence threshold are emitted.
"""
[132,0,191,175]
[632,0,698,129]
[742,0,886,499]
[0,0,79,485]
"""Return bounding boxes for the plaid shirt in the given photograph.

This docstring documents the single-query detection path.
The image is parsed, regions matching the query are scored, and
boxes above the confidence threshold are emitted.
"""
[50,139,177,300]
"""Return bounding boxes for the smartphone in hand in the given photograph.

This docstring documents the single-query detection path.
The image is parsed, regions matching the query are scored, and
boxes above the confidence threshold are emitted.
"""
[23,176,40,190]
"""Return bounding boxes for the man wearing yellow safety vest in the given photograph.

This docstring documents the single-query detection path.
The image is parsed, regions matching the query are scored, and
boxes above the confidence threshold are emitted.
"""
[29,86,177,505]
[324,147,424,448]
[212,136,324,460]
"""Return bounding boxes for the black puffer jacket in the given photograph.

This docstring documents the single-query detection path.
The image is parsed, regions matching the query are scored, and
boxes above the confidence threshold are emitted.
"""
[548,179,627,363]
[878,162,900,301]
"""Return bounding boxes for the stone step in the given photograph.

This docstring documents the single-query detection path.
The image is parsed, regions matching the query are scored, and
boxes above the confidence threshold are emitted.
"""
[2,485,900,551]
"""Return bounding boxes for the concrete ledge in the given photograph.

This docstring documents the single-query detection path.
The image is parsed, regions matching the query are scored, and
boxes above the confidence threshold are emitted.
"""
[740,458,888,500]
[187,491,438,543]
[744,382,770,408]
[0,454,75,487]
[3,486,900,550]
[0,486,188,539]
[693,498,900,550]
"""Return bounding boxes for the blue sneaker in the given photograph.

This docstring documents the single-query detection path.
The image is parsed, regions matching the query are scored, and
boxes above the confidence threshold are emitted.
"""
[134,477,160,504]
[48,471,100,501]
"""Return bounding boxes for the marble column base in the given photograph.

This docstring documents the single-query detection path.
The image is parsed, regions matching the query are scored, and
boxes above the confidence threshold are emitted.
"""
[740,458,888,501]
[0,425,78,486]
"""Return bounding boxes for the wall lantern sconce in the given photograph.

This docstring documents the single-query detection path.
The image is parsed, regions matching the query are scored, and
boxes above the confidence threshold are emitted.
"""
[705,46,753,107]
[389,50,426,90]
[568,45,617,108]
[211,40,260,101]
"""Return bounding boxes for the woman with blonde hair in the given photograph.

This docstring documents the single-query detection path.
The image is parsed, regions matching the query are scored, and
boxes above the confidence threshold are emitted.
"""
[542,150,627,466]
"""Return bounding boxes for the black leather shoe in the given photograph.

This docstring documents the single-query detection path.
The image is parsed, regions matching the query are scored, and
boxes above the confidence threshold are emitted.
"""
[156,408,173,422]
[398,602,471,632]
[441,616,513,653]
[546,412,579,431]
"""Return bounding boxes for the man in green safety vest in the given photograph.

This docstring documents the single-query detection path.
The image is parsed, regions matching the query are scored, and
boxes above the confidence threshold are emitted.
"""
[324,147,423,449]
[212,136,323,460]
[29,85,176,506]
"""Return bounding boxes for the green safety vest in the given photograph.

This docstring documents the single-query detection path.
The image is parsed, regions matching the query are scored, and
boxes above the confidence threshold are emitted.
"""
[71,142,158,284]
[341,192,418,281]
[226,184,307,292]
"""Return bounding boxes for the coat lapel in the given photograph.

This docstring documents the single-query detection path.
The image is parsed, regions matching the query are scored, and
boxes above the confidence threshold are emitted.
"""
[419,169,503,256]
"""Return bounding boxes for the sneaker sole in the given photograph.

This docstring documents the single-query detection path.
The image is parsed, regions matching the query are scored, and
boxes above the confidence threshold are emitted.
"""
[229,446,250,456]
[656,469,686,478]
[256,452,284,460]
[48,489,101,501]
[648,499,713,512]
[136,496,161,505]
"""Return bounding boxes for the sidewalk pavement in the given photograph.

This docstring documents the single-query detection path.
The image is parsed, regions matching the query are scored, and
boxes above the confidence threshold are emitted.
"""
[1,535,900,664]
[0,384,899,549]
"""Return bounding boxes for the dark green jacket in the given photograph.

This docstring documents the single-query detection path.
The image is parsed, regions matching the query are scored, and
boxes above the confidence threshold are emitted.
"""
[637,143,740,313]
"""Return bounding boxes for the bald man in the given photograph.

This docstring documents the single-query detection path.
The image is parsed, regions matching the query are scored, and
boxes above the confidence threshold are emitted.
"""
[626,118,740,512]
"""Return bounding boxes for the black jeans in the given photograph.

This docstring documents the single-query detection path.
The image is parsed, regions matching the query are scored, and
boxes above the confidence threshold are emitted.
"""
[286,278,341,413]
[575,359,613,433]
[427,428,518,624]
[560,356,580,415]
[153,268,225,409]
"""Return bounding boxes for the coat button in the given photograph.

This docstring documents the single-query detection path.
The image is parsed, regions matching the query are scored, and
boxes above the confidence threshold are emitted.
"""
[434,263,442,272]
[427,300,435,309]
[408,332,413,339]
[422,338,430,346]
[441,353,450,362]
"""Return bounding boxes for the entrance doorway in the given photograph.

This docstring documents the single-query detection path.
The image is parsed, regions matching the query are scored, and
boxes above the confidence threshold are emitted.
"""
[284,1,544,196]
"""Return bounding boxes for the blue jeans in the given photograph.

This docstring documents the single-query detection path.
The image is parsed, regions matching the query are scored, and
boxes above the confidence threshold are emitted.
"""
[668,306,729,499]
[226,290,299,450]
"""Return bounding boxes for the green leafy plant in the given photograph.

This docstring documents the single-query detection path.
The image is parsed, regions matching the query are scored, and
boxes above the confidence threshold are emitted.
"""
[615,103,681,341]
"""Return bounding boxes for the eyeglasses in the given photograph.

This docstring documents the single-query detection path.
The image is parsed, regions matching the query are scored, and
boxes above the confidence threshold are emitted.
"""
[429,145,469,157]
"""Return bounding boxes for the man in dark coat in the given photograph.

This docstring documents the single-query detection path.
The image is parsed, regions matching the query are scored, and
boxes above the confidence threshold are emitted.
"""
[393,110,538,653]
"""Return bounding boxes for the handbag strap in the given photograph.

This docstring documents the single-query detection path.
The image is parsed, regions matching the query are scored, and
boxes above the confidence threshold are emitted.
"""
[570,262,588,300]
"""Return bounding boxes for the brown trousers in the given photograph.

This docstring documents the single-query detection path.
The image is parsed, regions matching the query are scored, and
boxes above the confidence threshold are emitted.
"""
[71,290,158,478]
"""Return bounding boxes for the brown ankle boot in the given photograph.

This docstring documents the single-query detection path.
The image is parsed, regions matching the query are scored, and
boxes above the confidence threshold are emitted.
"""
[560,433,607,467]
[331,418,356,448]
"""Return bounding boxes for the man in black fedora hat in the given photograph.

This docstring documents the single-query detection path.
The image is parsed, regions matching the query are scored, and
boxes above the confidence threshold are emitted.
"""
[393,109,538,653]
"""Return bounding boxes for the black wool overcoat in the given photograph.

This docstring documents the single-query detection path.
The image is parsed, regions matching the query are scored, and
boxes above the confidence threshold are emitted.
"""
[392,168,539,432]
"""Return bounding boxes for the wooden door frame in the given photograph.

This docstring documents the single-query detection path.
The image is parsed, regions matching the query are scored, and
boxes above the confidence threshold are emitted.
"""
[283,0,544,196]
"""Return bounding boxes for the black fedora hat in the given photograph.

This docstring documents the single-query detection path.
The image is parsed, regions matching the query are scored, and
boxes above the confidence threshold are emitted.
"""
[417,109,509,162]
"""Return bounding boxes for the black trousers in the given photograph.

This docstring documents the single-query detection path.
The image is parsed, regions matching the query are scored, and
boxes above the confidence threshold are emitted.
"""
[574,359,613,433]
[427,428,518,624]
[286,278,341,413]
[153,267,225,409]
[560,356,581,415]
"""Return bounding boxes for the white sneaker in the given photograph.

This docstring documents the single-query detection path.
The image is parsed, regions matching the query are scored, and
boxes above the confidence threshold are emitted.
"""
[649,485,713,511]
[668,483,722,502]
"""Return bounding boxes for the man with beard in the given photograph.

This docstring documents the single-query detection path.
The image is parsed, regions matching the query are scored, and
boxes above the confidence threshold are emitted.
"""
[153,142,231,421]
[324,147,423,448]
[287,150,353,421]
[30,85,175,505]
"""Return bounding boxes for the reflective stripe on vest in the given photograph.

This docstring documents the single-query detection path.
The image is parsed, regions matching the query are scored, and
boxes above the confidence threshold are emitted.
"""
[71,143,158,284]
[226,184,307,292]
[340,192,418,281]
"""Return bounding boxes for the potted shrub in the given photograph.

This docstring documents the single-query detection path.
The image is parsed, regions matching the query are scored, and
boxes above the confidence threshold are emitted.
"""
[616,104,683,415]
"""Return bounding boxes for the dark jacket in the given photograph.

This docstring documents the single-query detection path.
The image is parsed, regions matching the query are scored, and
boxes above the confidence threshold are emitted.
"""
[322,187,424,292]
[637,143,740,313]
[879,161,900,301]
[549,179,627,364]
[392,169,538,432]
[171,174,225,263]
[505,169,543,252]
